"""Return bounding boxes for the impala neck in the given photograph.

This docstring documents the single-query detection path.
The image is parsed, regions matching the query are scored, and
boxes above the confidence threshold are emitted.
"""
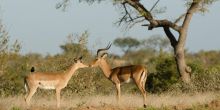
[99,59,112,78]
[64,65,78,82]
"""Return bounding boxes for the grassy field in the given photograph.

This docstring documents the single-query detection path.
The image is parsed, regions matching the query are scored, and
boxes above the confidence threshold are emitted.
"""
[0,92,219,110]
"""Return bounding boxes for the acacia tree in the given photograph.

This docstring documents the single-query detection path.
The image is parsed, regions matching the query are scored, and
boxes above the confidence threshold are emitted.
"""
[113,37,140,54]
[142,35,170,54]
[57,0,217,83]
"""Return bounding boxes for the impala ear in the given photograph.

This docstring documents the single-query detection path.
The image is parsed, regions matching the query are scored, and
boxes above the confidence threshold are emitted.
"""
[74,58,78,63]
[79,56,83,60]
[101,53,108,59]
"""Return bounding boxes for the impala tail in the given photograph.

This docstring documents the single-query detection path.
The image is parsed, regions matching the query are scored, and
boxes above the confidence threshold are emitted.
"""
[31,67,35,72]
[24,67,34,93]
[24,76,28,93]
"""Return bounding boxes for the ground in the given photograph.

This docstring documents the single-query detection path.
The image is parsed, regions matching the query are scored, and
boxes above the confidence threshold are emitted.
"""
[0,92,219,110]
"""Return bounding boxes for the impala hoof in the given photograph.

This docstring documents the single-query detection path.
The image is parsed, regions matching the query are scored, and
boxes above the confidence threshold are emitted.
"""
[144,104,147,108]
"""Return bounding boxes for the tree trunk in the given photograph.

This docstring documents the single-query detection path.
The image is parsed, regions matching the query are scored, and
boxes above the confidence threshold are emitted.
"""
[163,27,191,83]
[124,0,200,83]
[175,44,191,83]
[173,1,199,83]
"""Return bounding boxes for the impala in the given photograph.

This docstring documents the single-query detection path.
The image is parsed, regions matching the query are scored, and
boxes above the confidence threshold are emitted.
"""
[89,44,148,107]
[24,56,88,108]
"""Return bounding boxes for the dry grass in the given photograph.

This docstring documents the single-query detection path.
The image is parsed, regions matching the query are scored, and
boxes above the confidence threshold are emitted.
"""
[0,92,219,110]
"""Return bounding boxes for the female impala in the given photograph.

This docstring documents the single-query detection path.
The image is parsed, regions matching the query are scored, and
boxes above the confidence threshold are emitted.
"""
[24,56,88,108]
[89,44,148,107]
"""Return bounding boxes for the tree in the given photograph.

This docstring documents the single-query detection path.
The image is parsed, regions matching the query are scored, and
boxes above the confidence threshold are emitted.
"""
[113,37,140,54]
[60,31,89,56]
[142,35,170,54]
[0,20,21,76]
[57,0,217,83]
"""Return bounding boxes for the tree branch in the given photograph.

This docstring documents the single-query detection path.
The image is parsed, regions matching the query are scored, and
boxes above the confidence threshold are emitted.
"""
[125,0,181,32]
[150,0,160,12]
[142,19,181,32]
[123,3,133,22]
[129,18,145,28]
[117,2,146,27]
[128,16,144,22]
[177,0,201,47]
[117,2,134,26]
[163,27,178,48]
[174,13,186,24]
[181,1,200,30]
[125,0,153,21]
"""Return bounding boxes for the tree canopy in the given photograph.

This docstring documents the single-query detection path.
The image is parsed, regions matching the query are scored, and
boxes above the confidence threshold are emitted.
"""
[113,37,140,54]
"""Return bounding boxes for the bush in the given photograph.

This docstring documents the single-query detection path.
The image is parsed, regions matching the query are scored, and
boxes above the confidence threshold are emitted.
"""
[168,65,220,93]
[146,55,179,93]
[0,30,220,97]
[191,67,220,92]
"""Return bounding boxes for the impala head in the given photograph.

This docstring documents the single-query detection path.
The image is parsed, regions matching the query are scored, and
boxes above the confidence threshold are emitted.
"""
[89,43,111,67]
[74,56,88,68]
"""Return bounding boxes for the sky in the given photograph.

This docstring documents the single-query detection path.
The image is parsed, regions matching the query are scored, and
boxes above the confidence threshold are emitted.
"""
[0,0,220,55]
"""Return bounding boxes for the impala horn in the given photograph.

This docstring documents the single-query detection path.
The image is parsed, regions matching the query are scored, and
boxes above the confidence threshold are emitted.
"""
[97,43,112,57]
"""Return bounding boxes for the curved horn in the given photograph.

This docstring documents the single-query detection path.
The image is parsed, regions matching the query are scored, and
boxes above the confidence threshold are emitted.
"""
[97,43,112,57]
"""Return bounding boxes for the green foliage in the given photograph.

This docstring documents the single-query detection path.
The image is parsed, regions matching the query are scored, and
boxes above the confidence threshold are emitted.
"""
[146,55,179,93]
[137,106,157,110]
[191,67,220,92]
[195,50,220,66]
[0,20,21,73]
[76,101,86,108]
[63,68,97,96]
[185,0,218,13]
[168,53,220,93]
[0,22,21,54]
[123,49,155,65]
[10,106,22,110]
[56,0,104,11]
[113,37,140,54]
[60,31,90,56]
[188,60,204,74]
[0,21,23,97]
[141,35,170,53]
[0,30,220,97]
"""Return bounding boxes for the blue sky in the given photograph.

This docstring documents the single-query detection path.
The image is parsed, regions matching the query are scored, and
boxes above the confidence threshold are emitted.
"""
[0,0,219,55]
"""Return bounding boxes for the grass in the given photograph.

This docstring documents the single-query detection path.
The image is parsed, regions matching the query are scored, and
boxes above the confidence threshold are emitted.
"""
[0,92,219,110]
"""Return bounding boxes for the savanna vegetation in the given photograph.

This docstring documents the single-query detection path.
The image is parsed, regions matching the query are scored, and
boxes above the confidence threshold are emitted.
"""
[0,20,219,109]
[0,0,220,109]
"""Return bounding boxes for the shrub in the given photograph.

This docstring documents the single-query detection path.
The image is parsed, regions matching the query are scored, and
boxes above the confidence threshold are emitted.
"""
[168,65,220,93]
[146,55,179,93]
[191,66,220,92]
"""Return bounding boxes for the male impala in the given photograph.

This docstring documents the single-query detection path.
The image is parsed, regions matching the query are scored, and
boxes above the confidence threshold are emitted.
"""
[89,44,148,107]
[24,56,88,108]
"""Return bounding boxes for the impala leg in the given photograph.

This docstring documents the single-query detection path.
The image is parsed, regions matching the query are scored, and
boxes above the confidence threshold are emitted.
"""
[24,91,28,101]
[24,92,29,104]
[135,80,147,108]
[115,83,121,105]
[142,75,147,108]
[56,88,61,108]
[141,82,147,108]
[25,86,37,106]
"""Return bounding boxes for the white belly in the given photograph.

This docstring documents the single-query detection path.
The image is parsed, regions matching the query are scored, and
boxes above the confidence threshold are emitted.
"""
[124,78,132,83]
[38,80,58,89]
